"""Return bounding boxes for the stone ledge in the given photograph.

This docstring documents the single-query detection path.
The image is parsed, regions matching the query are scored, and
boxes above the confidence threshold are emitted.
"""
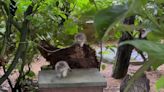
[39,86,104,92]
[39,68,107,88]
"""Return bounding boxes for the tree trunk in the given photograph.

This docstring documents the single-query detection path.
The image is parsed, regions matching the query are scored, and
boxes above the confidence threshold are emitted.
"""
[112,32,134,79]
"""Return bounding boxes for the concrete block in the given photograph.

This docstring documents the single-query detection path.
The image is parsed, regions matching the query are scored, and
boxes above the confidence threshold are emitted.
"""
[39,68,107,92]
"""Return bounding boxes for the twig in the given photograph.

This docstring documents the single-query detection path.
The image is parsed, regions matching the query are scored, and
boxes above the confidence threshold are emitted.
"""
[14,46,28,90]
[0,10,13,86]
[0,56,13,89]
[2,66,13,89]
[99,41,103,70]
[37,44,62,53]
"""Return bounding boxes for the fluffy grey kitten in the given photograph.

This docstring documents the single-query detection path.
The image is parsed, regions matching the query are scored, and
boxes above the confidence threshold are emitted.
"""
[55,61,71,78]
[74,33,87,47]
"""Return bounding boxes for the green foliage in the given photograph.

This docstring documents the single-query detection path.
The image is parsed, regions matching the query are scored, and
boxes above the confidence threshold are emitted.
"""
[121,40,164,69]
[94,0,148,41]
[26,71,36,79]
[94,0,164,65]
[64,19,78,35]
[94,0,164,91]
[156,76,164,91]
[73,0,113,21]
[101,50,110,55]
[94,5,128,40]
[16,0,32,17]
[0,0,116,86]
[106,44,116,53]
[101,64,106,70]
[156,0,164,3]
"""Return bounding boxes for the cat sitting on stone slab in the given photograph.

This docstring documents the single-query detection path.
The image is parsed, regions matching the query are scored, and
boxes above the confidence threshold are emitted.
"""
[55,61,71,78]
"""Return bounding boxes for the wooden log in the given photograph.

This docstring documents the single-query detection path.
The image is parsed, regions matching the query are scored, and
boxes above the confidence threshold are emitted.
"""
[37,40,99,69]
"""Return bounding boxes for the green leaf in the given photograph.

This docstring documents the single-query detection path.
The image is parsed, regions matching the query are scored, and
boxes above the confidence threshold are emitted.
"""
[147,32,162,41]
[26,71,36,78]
[101,50,110,55]
[142,10,161,30]
[94,0,148,41]
[101,64,106,70]
[156,0,164,4]
[156,76,164,91]
[94,5,128,40]
[64,19,78,35]
[16,0,32,16]
[89,0,95,3]
[120,40,164,69]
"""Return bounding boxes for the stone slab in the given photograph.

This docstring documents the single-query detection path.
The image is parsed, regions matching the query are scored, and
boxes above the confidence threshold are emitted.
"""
[39,68,107,88]
[39,86,104,92]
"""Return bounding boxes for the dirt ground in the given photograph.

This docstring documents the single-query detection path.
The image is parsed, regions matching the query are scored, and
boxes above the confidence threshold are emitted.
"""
[0,55,164,92]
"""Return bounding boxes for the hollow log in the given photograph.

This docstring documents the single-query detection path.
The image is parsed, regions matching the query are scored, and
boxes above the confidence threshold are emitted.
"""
[37,40,99,69]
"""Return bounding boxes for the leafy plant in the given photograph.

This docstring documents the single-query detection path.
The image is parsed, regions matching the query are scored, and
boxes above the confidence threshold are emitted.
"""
[156,76,164,91]
[94,0,164,91]
[0,0,115,91]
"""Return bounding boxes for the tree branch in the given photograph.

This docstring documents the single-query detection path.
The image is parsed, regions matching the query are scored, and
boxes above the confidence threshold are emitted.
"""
[0,40,27,85]
[10,19,21,31]
[137,50,146,62]
[99,41,103,70]
[0,4,34,85]
[2,66,13,89]
[0,0,14,87]
[0,1,21,32]
[14,46,28,90]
